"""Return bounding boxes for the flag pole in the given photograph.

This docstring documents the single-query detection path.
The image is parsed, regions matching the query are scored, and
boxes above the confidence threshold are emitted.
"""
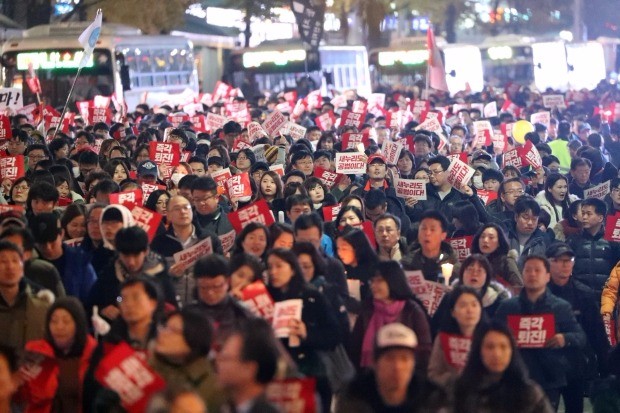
[51,66,84,141]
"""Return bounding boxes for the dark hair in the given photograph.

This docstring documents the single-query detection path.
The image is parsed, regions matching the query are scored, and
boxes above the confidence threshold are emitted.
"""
[587,133,602,148]
[283,170,306,185]
[258,171,284,200]
[145,190,171,214]
[373,260,413,300]
[45,297,88,358]
[336,205,364,227]
[0,345,17,373]
[166,306,213,360]
[229,253,263,282]
[91,179,120,199]
[302,177,329,200]
[232,223,270,259]
[293,212,323,235]
[339,227,379,267]
[269,222,293,246]
[543,173,570,223]
[0,226,35,251]
[427,155,451,172]
[103,158,130,181]
[364,189,387,210]
[374,213,401,231]
[178,174,198,190]
[120,276,160,302]
[27,182,59,208]
[451,201,480,235]
[522,255,550,273]
[234,318,280,384]
[565,199,583,227]
[60,203,86,237]
[420,210,449,233]
[455,321,531,411]
[236,148,256,166]
[501,165,521,178]
[341,194,366,218]
[458,254,494,294]
[292,241,327,281]
[194,254,230,279]
[581,197,607,217]
[266,248,306,295]
[570,157,592,171]
[115,226,149,254]
[0,239,22,257]
[471,223,510,257]
[481,169,504,184]
[191,176,217,193]
[514,195,540,216]
[439,286,484,334]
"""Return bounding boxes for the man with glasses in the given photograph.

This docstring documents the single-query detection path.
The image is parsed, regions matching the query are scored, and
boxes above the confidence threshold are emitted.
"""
[568,158,593,199]
[165,128,189,151]
[546,242,608,413]
[151,195,223,306]
[413,155,487,233]
[374,213,407,261]
[291,150,314,177]
[191,176,234,237]
[191,254,253,348]
[488,177,526,224]
[505,196,548,268]
[24,144,50,172]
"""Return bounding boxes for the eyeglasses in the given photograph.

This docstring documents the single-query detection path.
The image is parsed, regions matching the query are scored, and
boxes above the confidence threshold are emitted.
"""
[428,169,444,176]
[170,204,192,213]
[193,195,218,204]
[237,155,248,161]
[505,189,525,196]
[13,185,28,191]
[296,160,314,166]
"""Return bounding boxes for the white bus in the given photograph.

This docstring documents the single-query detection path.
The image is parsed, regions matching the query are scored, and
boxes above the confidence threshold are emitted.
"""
[228,41,372,98]
[1,22,199,110]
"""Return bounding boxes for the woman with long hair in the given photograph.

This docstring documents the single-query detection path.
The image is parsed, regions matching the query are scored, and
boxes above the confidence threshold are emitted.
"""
[348,260,432,371]
[453,322,553,413]
[451,200,481,237]
[471,223,523,290]
[145,189,171,219]
[103,159,130,185]
[228,253,264,298]
[269,222,294,249]
[428,286,485,387]
[265,248,341,413]
[535,173,578,229]
[336,227,380,301]
[231,222,270,263]
[61,203,87,241]
[257,171,283,205]
[22,297,97,413]
[552,199,582,242]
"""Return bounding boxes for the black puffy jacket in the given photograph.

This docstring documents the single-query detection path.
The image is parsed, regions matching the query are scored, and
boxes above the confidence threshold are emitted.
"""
[567,229,620,292]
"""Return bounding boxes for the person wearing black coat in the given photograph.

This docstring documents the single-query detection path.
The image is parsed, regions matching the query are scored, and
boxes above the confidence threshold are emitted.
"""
[266,248,341,413]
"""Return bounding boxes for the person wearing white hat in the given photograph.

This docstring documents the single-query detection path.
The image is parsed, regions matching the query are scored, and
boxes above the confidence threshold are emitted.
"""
[336,323,448,413]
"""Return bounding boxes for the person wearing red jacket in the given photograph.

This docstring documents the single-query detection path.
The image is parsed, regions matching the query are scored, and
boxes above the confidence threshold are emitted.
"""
[21,297,96,413]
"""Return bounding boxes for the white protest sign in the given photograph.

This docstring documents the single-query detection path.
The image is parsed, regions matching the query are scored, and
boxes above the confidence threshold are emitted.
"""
[0,88,23,110]
[287,122,307,141]
[584,180,610,200]
[483,101,498,118]
[394,178,427,200]
[262,110,287,137]
[272,299,303,346]
[205,112,227,132]
[446,158,475,190]
[542,95,566,109]
[530,111,551,128]
[252,145,267,163]
[335,152,366,175]
[381,139,404,165]
[173,237,213,270]
[414,117,443,134]
[248,121,267,141]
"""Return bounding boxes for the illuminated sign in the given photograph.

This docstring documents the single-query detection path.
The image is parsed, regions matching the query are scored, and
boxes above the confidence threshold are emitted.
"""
[242,49,306,68]
[487,46,513,61]
[17,51,94,70]
[378,50,428,66]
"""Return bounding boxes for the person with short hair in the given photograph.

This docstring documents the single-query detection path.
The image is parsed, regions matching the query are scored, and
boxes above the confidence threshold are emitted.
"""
[567,198,619,293]
[374,213,407,261]
[402,210,458,282]
[191,176,234,237]
[487,178,526,224]
[30,213,96,303]
[216,318,281,413]
[337,323,447,413]
[505,196,549,267]
[495,255,586,409]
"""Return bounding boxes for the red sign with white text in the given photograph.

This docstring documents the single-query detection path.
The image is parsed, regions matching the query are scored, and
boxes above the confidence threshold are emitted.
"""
[447,236,473,263]
[228,199,275,233]
[109,189,143,206]
[241,281,275,321]
[604,213,620,243]
[130,205,163,242]
[507,314,556,348]
[149,141,180,166]
[0,155,24,181]
[225,173,252,200]
[341,132,370,150]
[313,167,341,190]
[439,333,471,370]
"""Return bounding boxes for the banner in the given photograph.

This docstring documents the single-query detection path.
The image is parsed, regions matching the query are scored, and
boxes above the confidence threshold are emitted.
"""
[492,132,507,152]
[340,109,366,129]
[87,106,112,125]
[315,111,336,131]
[352,100,368,114]
[405,270,429,296]
[542,95,567,110]
[219,229,236,253]
[341,132,370,150]
[225,173,253,200]
[503,148,523,168]
[141,184,165,206]
[263,110,287,137]
[0,88,23,110]
[483,101,498,118]
[205,113,227,132]
[0,155,24,182]
[167,114,189,127]
[507,314,556,348]
[382,139,403,165]
[266,378,316,413]
[415,117,443,135]
[94,342,166,413]
[604,213,620,243]
[584,180,610,200]
[322,203,342,222]
[269,164,285,177]
[335,153,366,175]
[0,115,10,139]
[530,111,551,128]
[446,158,475,190]
[241,280,275,321]
[109,189,143,206]
[393,178,427,200]
[476,189,498,205]
[314,167,341,190]
[286,122,307,141]
[211,167,232,190]
[130,205,162,242]
[173,237,213,271]
[189,115,207,132]
[272,299,303,339]
[228,199,275,233]
[291,0,325,49]
[232,138,252,152]
[447,236,473,263]
[472,120,492,147]
[439,333,471,369]
[521,141,542,169]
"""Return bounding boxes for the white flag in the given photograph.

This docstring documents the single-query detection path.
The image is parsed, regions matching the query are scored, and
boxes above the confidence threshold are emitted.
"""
[78,9,103,66]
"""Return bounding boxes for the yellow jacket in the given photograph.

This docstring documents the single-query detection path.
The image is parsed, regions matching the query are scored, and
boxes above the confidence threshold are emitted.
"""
[601,261,620,314]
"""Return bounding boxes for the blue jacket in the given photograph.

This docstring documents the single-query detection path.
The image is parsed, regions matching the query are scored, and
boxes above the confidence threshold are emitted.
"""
[55,244,97,303]
[495,289,586,390]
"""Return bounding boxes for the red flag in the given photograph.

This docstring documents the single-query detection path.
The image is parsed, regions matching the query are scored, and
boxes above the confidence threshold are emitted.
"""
[426,26,449,92]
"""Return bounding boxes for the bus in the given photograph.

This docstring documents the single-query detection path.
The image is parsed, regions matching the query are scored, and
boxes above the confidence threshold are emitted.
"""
[369,37,484,95]
[227,40,372,98]
[1,22,199,110]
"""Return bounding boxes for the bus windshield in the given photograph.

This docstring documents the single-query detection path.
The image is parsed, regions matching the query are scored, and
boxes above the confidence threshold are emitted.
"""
[2,48,114,108]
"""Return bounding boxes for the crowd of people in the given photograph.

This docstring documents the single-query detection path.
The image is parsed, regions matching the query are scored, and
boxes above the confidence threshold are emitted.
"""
[0,79,620,413]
